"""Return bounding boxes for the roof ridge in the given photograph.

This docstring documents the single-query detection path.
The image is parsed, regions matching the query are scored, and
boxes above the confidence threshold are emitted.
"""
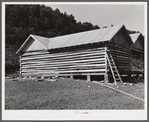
[30,34,50,39]
[48,24,124,40]
[29,24,124,40]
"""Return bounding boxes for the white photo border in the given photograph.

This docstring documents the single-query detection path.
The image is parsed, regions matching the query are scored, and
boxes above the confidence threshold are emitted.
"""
[2,2,148,120]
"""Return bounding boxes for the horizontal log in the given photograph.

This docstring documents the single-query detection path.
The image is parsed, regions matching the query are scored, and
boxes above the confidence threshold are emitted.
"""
[21,69,106,74]
[21,52,106,62]
[22,68,106,72]
[21,55,105,64]
[21,58,106,65]
[111,55,129,59]
[119,69,131,71]
[108,42,130,49]
[110,57,129,62]
[112,57,130,61]
[108,45,130,53]
[112,59,130,63]
[118,68,131,70]
[21,69,107,73]
[110,61,130,65]
[115,64,130,68]
[21,72,106,76]
[23,47,106,56]
[22,47,106,57]
[22,48,106,59]
[22,51,49,57]
[112,60,130,65]
[110,51,129,57]
[109,49,129,54]
[108,43,129,48]
[109,48,129,55]
[21,59,105,67]
[21,65,106,69]
[111,57,130,62]
[22,50,47,55]
[21,67,106,72]
[20,52,105,61]
[21,63,106,69]
[114,42,130,49]
[118,67,131,69]
[22,62,105,68]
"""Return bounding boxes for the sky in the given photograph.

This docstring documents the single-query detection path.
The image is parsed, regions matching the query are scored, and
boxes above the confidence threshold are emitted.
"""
[45,3,146,35]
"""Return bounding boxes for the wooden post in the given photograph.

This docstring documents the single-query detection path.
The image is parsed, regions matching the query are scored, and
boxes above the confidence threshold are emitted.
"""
[19,56,22,81]
[104,73,108,83]
[142,73,144,79]
[29,76,32,79]
[112,39,119,70]
[127,73,131,82]
[136,73,139,78]
[104,47,109,83]
[105,47,108,70]
[70,75,73,79]
[87,75,90,82]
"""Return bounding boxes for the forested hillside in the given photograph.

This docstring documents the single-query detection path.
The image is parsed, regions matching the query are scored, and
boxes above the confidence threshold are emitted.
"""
[5,5,100,74]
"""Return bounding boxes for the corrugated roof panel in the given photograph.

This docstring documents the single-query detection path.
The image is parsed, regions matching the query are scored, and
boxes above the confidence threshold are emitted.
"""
[48,24,123,49]
[129,33,141,43]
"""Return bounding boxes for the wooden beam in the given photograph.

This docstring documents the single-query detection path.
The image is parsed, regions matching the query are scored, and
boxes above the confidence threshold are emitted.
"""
[22,48,105,58]
[22,62,106,68]
[21,58,105,65]
[87,75,90,81]
[104,73,108,83]
[70,75,73,79]
[21,69,106,73]
[21,51,106,61]
[22,47,106,56]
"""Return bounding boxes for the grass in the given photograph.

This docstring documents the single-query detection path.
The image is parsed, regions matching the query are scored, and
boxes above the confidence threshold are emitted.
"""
[5,78,144,109]
[105,82,144,99]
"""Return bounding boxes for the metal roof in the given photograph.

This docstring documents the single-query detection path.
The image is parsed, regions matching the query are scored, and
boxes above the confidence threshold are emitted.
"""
[16,24,124,54]
[47,24,123,49]
[129,33,141,43]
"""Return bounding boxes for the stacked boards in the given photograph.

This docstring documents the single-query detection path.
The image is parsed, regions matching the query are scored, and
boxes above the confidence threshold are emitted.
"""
[107,41,131,74]
[20,44,107,77]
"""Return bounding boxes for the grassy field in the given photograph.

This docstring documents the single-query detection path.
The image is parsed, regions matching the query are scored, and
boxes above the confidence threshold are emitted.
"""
[5,78,144,109]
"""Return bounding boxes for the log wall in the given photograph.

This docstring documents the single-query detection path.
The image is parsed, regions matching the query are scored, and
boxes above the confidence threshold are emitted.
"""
[20,44,107,77]
[20,40,131,77]
[107,40,131,74]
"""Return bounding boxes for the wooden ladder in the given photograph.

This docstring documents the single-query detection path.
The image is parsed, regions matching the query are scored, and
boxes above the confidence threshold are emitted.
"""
[106,50,123,85]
